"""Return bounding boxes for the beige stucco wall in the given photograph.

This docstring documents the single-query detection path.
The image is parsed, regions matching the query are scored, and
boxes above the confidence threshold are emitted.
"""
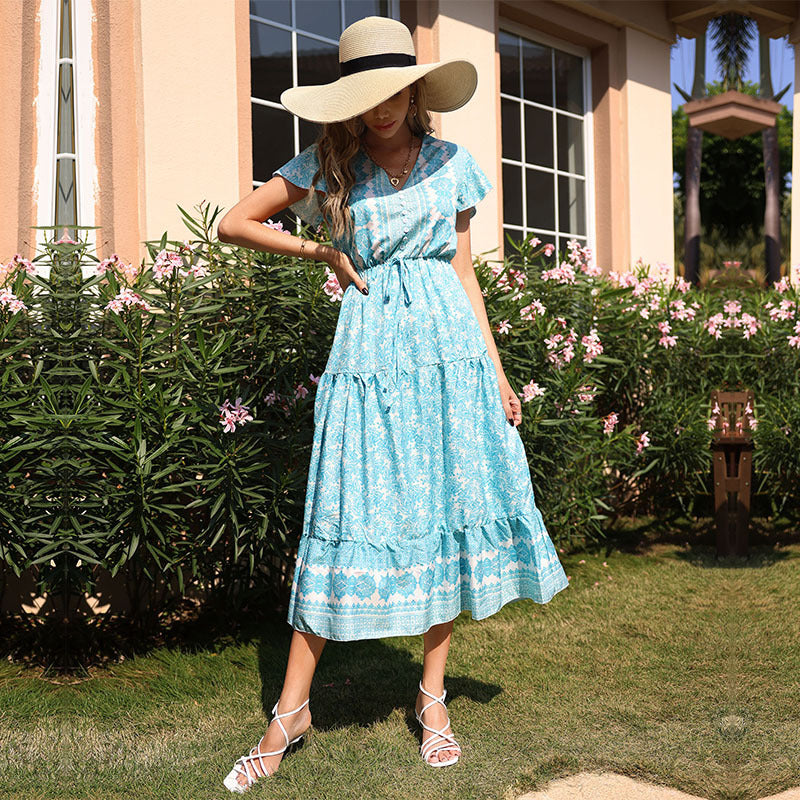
[620,25,675,274]
[138,0,242,250]
[0,0,38,261]
[435,0,502,263]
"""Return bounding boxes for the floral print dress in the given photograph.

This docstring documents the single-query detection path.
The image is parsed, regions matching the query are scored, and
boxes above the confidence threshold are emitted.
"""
[272,131,569,641]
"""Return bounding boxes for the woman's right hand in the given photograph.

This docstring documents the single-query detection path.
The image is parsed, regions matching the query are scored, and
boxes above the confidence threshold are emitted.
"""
[326,248,369,295]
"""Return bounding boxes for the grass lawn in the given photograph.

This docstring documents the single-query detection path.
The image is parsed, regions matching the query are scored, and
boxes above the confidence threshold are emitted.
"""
[1,519,800,800]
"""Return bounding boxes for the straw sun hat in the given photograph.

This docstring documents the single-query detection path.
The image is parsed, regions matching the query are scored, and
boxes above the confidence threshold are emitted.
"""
[279,16,478,123]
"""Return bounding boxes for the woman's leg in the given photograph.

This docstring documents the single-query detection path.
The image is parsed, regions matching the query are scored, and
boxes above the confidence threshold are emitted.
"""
[416,618,460,764]
[236,629,326,786]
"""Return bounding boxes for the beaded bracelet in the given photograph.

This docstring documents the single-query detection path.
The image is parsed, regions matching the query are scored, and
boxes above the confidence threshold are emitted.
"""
[299,238,307,259]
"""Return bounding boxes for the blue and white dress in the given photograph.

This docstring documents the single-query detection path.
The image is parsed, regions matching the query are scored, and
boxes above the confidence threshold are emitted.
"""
[273,131,569,641]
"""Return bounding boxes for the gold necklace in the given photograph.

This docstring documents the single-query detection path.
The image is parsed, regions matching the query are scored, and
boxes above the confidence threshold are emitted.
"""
[363,135,418,187]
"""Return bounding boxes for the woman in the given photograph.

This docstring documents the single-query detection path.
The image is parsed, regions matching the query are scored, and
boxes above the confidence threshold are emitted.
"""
[217,15,569,793]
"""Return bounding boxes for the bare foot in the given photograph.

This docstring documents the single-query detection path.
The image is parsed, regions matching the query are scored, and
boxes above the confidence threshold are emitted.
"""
[415,687,461,765]
[235,700,312,788]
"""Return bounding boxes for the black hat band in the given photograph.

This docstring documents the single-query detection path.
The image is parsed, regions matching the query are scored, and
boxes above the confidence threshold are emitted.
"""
[339,52,417,77]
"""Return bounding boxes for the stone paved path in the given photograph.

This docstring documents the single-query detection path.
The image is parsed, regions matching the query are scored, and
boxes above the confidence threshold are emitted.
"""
[516,771,800,800]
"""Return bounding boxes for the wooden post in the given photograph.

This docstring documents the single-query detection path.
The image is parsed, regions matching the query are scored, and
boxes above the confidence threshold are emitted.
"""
[710,390,755,558]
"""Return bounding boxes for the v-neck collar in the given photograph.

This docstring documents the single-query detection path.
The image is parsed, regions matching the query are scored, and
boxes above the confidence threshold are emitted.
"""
[362,133,427,194]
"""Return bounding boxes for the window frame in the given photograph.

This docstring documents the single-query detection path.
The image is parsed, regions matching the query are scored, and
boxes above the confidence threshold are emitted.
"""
[497,19,595,258]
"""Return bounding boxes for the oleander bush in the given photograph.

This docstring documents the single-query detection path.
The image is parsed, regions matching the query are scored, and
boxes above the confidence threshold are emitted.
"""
[1,201,799,653]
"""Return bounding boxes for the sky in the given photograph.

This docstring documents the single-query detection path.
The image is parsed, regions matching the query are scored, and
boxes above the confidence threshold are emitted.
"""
[670,33,794,112]
[670,34,794,188]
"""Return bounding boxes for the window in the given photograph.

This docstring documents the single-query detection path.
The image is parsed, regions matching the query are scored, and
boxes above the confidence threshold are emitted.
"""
[250,0,395,229]
[499,28,589,255]
[55,0,77,239]
[35,0,96,253]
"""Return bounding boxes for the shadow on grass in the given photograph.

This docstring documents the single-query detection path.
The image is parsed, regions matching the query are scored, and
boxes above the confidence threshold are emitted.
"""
[253,615,501,734]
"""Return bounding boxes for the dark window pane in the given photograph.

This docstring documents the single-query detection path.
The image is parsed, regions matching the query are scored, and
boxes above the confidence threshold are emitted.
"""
[298,34,339,88]
[250,21,292,103]
[556,113,584,175]
[252,104,294,184]
[499,30,520,97]
[503,227,525,253]
[524,104,552,168]
[250,0,291,25]
[558,175,586,235]
[526,167,555,231]
[296,0,341,39]
[344,0,389,27]
[501,98,521,162]
[300,118,323,151]
[521,39,551,106]
[554,49,583,114]
[57,62,75,153]
[502,163,523,226]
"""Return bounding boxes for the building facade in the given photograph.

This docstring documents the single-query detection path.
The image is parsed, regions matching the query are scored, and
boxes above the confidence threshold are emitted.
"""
[1,0,798,279]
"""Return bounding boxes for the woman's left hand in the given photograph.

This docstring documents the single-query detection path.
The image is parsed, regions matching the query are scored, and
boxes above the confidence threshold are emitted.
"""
[496,372,522,427]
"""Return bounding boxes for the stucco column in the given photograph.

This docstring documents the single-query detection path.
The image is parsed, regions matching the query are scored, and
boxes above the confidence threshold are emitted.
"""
[434,0,501,263]
[621,26,675,280]
[137,0,242,253]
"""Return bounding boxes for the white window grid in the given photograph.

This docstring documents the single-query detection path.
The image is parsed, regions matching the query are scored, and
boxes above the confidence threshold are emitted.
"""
[499,25,593,256]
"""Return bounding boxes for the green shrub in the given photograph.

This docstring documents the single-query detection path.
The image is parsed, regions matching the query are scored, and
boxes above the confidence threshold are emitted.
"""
[1,203,798,637]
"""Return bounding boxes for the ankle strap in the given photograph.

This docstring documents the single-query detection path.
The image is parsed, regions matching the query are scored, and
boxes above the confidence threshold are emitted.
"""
[418,680,446,704]
[269,696,310,750]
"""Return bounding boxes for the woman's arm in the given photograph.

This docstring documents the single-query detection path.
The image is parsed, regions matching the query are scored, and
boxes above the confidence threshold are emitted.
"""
[451,208,521,427]
[217,176,368,294]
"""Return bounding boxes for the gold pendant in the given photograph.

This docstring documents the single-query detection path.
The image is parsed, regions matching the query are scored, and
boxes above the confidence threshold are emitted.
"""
[390,177,400,187]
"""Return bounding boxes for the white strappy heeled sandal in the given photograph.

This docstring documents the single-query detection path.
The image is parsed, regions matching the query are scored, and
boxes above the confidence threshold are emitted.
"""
[415,680,462,767]
[223,696,311,793]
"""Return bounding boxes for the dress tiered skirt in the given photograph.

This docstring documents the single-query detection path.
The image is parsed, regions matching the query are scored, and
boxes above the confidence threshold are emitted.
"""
[286,255,570,641]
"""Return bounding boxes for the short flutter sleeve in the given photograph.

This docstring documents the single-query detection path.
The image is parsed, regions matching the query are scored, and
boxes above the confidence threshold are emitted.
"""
[455,146,493,219]
[272,144,328,228]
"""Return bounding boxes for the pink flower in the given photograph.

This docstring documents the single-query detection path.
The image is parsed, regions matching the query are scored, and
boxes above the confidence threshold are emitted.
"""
[219,397,253,433]
[659,334,677,348]
[774,276,791,294]
[104,287,151,314]
[543,243,555,257]
[263,218,290,233]
[705,313,725,339]
[723,300,742,315]
[635,431,650,453]
[322,265,343,302]
[264,390,278,405]
[541,261,576,284]
[673,276,691,293]
[497,319,511,335]
[520,298,546,321]
[603,412,618,435]
[519,380,545,402]
[0,288,28,313]
[152,249,184,280]
[55,230,78,244]
[309,373,320,385]
[295,383,309,399]
[576,384,596,403]
[581,329,603,363]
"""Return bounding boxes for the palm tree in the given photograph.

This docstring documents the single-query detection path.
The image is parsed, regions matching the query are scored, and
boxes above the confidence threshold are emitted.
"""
[758,31,789,285]
[678,32,706,286]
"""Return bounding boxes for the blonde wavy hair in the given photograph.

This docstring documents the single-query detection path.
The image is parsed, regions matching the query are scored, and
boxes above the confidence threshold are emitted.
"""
[304,78,434,241]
